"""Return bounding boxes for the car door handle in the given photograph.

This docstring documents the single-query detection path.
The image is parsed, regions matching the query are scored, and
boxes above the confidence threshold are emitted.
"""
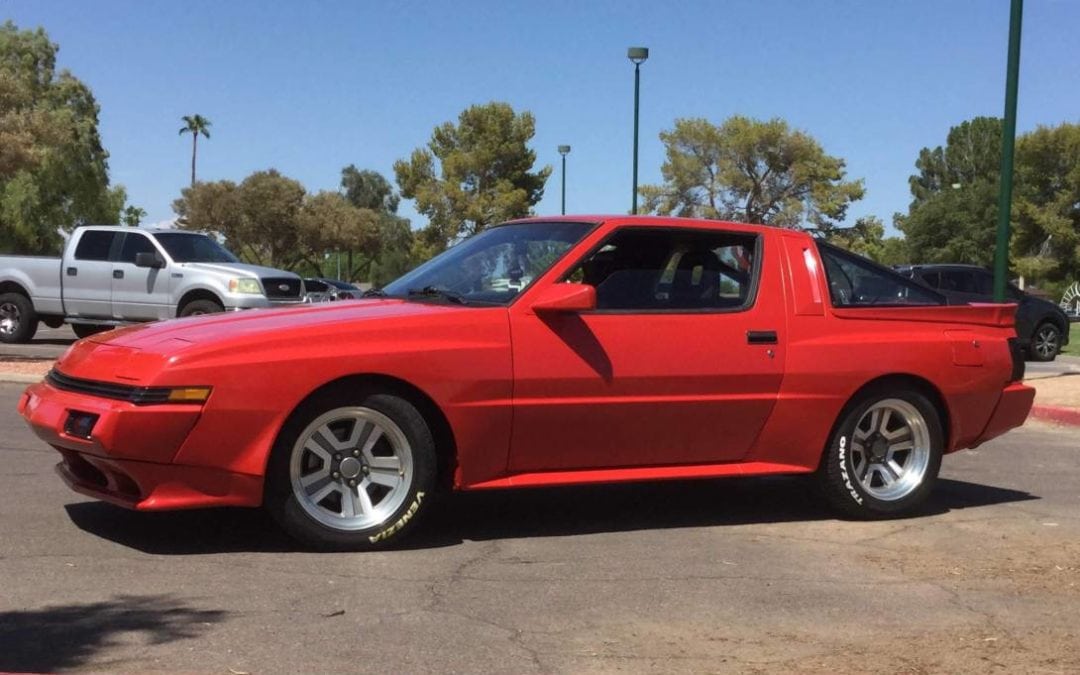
[113,270,124,279]
[747,330,778,345]
[66,267,77,276]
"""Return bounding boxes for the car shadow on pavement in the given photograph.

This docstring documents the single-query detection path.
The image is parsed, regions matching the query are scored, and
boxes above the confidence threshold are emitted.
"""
[0,594,226,673]
[64,476,1038,554]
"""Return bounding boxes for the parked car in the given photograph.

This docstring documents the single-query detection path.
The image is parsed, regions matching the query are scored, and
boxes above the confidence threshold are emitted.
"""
[303,278,362,303]
[894,264,1070,362]
[0,226,304,343]
[20,216,1033,550]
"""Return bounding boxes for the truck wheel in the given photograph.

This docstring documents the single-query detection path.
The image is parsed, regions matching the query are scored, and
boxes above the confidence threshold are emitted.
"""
[179,299,224,317]
[0,293,38,344]
[1030,322,1061,362]
[71,324,109,339]
[817,386,943,519]
[266,391,437,550]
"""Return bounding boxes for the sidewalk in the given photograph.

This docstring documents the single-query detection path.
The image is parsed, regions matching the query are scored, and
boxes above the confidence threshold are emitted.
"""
[2,355,1079,426]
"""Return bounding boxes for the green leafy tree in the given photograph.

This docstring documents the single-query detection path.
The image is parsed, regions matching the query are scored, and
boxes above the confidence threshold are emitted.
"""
[394,102,551,248]
[0,21,124,254]
[640,116,864,231]
[121,205,146,227]
[896,117,1003,266]
[1012,122,1080,293]
[297,191,378,278]
[339,166,413,281]
[341,165,400,214]
[179,114,211,186]
[174,169,304,269]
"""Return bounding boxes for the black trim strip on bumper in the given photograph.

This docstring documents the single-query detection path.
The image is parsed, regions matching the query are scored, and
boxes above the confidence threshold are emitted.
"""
[46,369,175,405]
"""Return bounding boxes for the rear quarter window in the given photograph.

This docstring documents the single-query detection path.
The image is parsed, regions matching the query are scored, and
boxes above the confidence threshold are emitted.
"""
[817,243,945,307]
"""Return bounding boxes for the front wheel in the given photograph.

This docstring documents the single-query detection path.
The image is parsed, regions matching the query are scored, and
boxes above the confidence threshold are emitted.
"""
[817,387,943,519]
[1030,322,1061,362]
[179,299,224,317]
[72,324,109,339]
[266,392,437,550]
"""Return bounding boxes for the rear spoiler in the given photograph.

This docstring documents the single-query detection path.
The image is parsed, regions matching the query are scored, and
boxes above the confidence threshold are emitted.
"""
[831,303,1016,328]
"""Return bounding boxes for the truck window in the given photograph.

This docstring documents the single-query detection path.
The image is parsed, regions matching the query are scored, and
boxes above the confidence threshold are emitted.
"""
[565,228,758,311]
[117,233,157,263]
[817,243,944,307]
[73,231,117,261]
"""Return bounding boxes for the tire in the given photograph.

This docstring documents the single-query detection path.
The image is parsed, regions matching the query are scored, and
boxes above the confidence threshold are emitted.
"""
[71,324,109,339]
[0,292,38,344]
[266,391,437,550]
[179,299,224,317]
[1029,322,1061,362]
[817,386,943,519]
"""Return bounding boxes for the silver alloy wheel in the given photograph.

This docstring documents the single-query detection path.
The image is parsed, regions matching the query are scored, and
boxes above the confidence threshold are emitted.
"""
[1034,325,1059,359]
[850,399,931,502]
[289,406,414,531]
[0,301,20,337]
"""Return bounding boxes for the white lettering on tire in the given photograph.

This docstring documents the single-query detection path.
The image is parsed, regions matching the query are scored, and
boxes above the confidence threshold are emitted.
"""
[838,436,863,504]
[368,491,425,543]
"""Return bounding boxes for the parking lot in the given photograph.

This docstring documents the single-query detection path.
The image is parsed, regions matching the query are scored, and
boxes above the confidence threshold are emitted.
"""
[1,374,1078,672]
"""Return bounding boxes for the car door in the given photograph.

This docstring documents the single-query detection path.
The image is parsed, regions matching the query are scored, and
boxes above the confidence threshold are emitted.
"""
[111,232,172,321]
[62,230,118,318]
[507,225,786,472]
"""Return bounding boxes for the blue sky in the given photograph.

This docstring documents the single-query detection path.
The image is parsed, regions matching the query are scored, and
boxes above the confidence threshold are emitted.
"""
[4,0,1079,234]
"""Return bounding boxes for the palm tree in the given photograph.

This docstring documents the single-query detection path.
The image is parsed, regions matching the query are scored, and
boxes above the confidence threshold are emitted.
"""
[178,114,212,186]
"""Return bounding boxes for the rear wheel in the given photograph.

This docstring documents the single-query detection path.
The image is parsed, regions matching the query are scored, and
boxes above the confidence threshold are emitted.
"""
[1030,322,1061,362]
[818,387,943,518]
[0,293,37,344]
[266,391,437,550]
[179,299,224,317]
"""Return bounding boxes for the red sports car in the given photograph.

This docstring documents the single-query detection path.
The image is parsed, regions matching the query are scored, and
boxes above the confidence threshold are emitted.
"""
[19,216,1034,549]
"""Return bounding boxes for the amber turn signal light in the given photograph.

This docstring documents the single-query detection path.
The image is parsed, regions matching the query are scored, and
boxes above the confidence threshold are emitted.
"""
[166,387,212,403]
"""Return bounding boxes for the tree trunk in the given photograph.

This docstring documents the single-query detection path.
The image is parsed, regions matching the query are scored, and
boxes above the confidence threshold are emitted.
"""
[191,134,198,186]
[347,250,353,282]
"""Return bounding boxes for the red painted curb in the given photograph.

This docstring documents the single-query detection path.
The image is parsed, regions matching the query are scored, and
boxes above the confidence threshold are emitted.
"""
[1029,405,1080,427]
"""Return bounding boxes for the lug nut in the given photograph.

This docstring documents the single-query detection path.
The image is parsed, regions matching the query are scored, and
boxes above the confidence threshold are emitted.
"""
[353,450,361,457]
[334,454,342,461]
[332,471,340,479]
[348,479,356,487]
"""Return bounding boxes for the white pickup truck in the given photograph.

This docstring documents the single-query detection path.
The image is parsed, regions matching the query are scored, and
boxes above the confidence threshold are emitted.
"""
[0,226,304,343]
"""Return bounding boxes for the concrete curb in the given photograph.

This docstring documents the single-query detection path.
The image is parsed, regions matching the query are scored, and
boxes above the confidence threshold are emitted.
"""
[1029,405,1080,428]
[0,373,45,384]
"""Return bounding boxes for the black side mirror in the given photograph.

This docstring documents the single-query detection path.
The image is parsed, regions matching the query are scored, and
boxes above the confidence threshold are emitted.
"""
[135,252,165,268]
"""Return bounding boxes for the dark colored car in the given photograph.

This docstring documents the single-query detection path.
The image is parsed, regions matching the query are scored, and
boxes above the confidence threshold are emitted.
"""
[895,264,1070,361]
[303,278,363,302]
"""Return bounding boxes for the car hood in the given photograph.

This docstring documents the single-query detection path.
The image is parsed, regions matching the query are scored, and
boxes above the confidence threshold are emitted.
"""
[177,262,301,279]
[87,299,464,351]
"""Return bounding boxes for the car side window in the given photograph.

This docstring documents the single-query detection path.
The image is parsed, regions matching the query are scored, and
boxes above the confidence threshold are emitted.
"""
[818,243,944,307]
[564,228,759,311]
[116,233,156,264]
[973,271,994,296]
[73,231,117,261]
[940,270,978,294]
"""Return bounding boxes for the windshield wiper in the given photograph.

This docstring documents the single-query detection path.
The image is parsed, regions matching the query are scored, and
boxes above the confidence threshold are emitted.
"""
[361,288,387,298]
[406,286,468,305]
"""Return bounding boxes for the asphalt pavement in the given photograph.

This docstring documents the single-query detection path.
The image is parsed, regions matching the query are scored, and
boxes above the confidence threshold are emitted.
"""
[1,382,1078,673]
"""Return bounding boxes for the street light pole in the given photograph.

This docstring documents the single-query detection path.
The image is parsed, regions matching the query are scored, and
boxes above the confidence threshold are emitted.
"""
[558,145,571,215]
[627,47,649,215]
[993,0,1023,302]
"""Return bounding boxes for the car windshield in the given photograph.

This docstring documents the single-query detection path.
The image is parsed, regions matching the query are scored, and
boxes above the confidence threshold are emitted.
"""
[382,221,594,305]
[155,232,241,263]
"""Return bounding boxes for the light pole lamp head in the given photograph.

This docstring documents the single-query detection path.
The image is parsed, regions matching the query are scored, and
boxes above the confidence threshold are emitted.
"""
[558,145,571,156]
[627,46,649,65]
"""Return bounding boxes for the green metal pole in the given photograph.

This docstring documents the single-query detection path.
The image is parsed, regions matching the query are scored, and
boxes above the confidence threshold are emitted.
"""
[561,154,567,215]
[993,0,1023,302]
[632,63,641,215]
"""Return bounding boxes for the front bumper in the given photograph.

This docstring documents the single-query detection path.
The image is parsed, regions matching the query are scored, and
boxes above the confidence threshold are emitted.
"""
[223,293,305,311]
[975,382,1036,446]
[18,382,263,510]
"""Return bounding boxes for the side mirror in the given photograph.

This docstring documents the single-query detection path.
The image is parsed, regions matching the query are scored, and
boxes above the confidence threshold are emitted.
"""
[135,252,164,268]
[530,282,596,313]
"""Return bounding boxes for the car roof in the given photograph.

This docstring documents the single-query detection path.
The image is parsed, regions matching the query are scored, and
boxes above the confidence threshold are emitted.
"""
[504,215,785,237]
[904,263,989,272]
